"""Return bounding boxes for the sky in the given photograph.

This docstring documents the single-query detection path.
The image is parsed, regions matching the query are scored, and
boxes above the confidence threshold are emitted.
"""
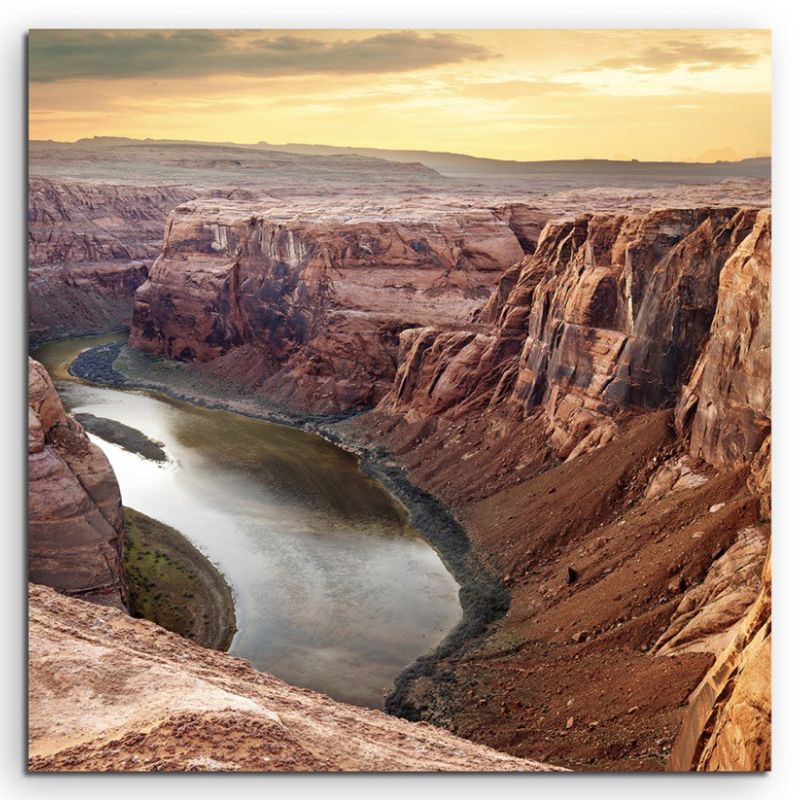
[28,29,771,162]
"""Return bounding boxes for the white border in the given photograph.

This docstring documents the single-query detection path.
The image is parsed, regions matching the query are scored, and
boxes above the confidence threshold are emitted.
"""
[3,2,798,798]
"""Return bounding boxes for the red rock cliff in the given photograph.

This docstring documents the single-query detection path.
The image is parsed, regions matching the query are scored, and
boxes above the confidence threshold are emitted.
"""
[129,199,526,411]
[28,178,190,341]
[380,208,761,456]
[666,210,771,770]
[28,358,127,610]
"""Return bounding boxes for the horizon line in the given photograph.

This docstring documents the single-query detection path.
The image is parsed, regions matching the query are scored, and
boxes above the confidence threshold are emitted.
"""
[29,135,772,166]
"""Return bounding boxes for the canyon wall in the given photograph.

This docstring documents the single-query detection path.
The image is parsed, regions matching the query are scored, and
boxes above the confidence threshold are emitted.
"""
[675,210,772,470]
[666,210,772,771]
[28,357,127,609]
[28,178,191,341]
[28,262,150,343]
[380,207,762,457]
[129,199,527,411]
[28,178,189,267]
[28,583,558,772]
[355,207,772,770]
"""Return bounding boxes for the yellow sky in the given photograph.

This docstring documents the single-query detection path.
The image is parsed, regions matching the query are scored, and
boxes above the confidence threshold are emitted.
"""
[28,29,771,162]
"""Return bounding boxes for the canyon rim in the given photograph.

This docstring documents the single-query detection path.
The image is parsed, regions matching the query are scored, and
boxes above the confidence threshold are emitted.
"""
[25,27,772,775]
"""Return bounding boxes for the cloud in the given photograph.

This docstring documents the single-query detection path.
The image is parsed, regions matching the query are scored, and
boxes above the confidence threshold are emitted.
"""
[585,40,759,73]
[29,30,494,83]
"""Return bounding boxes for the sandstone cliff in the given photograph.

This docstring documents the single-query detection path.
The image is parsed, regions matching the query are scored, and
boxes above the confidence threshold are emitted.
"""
[28,358,127,609]
[675,210,771,469]
[28,583,557,772]
[666,548,771,771]
[129,199,526,411]
[380,207,761,459]
[28,178,191,341]
[664,210,772,770]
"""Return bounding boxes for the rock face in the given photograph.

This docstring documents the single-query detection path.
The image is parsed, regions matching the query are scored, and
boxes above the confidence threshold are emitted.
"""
[28,584,558,773]
[651,524,769,658]
[381,208,762,458]
[28,262,150,342]
[129,199,524,411]
[384,325,518,420]
[28,177,189,267]
[28,178,190,341]
[27,358,127,609]
[676,209,771,468]
[667,549,771,771]
[664,211,772,771]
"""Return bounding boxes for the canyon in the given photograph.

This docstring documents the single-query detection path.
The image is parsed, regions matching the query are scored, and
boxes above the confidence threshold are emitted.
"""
[27,139,771,772]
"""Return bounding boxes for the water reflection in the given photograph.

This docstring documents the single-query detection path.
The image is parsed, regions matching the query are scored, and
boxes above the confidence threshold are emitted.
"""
[33,334,462,708]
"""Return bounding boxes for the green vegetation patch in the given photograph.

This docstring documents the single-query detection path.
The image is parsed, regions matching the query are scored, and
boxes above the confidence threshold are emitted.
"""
[123,507,236,651]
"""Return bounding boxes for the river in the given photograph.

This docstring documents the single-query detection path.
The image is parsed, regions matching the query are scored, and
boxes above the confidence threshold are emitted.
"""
[33,334,462,708]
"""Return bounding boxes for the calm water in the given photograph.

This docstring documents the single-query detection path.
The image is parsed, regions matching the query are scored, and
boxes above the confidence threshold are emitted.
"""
[33,334,462,708]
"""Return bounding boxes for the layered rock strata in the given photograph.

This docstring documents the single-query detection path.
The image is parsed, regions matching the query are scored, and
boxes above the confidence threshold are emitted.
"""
[675,210,772,468]
[129,199,525,411]
[350,208,771,770]
[28,262,150,342]
[28,358,127,609]
[28,584,558,773]
[28,178,191,340]
[667,548,771,771]
[28,178,189,267]
[381,207,762,459]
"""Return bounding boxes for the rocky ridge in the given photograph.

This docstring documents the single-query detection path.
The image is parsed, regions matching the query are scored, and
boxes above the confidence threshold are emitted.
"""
[129,198,529,411]
[379,208,763,458]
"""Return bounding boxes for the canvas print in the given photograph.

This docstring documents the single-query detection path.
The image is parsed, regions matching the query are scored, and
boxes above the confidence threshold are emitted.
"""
[27,29,771,772]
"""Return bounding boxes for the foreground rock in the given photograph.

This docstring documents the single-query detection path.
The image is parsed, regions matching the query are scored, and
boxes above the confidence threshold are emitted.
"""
[28,584,557,773]
[27,358,127,609]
